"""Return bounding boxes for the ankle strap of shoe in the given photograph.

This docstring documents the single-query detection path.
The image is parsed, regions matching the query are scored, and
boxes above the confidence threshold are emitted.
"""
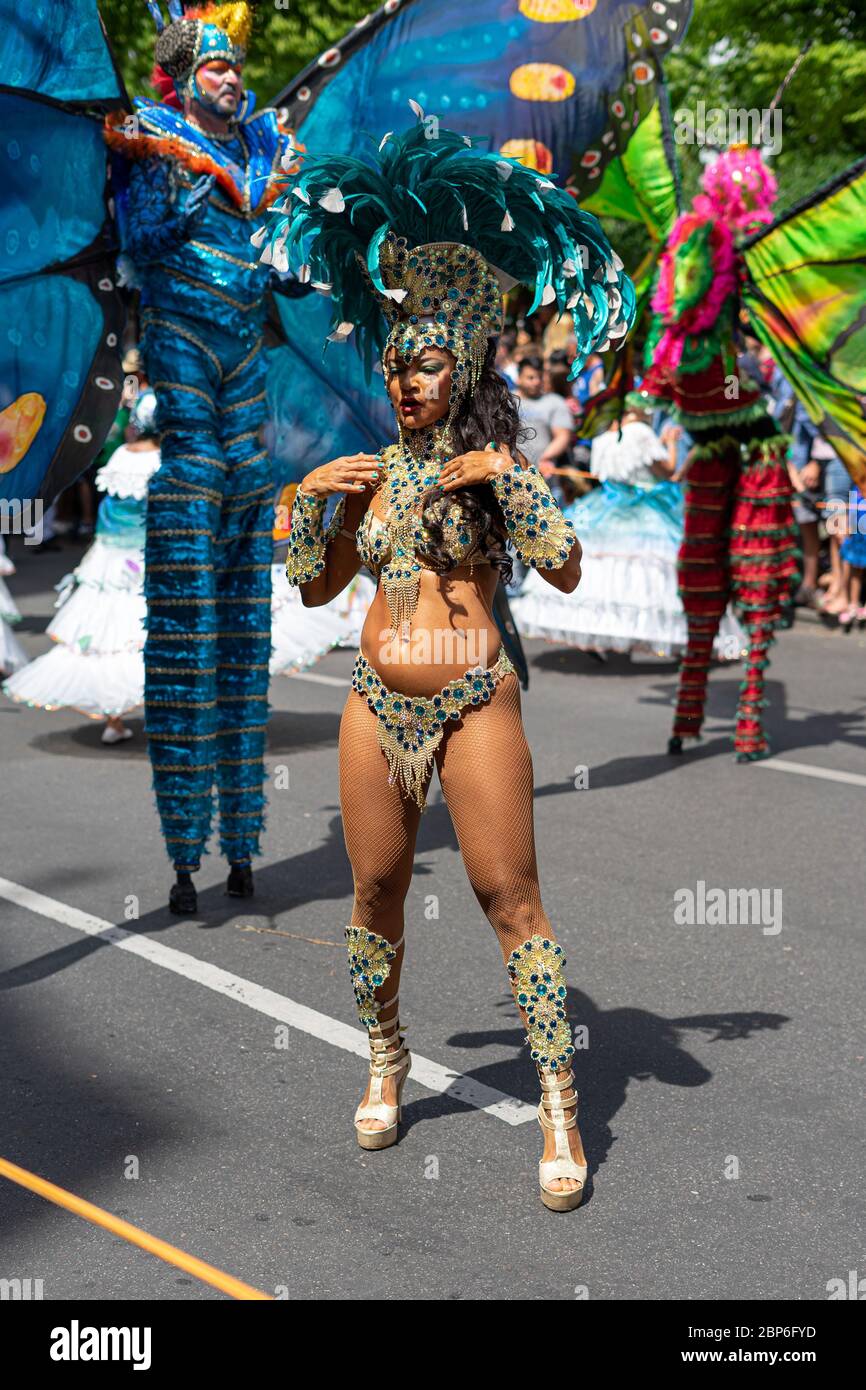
[539,1067,575,1090]
[538,1069,577,1104]
[368,997,406,1043]
[538,1093,578,1134]
[369,993,403,1033]
[367,996,409,1075]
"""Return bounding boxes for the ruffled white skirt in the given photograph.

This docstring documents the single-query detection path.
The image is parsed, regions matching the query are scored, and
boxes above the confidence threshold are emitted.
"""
[511,480,746,659]
[0,574,21,625]
[3,536,147,717]
[0,568,26,674]
[4,548,380,713]
[0,616,27,675]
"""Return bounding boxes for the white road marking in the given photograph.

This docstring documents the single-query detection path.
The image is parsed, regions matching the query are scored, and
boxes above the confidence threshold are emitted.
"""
[0,877,535,1126]
[754,757,866,788]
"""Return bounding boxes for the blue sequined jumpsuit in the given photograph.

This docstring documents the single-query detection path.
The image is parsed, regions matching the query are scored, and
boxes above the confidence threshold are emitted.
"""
[115,99,288,872]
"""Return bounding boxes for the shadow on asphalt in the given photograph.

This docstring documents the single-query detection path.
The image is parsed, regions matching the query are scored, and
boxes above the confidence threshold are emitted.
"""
[0,747,791,1226]
[528,648,680,679]
[423,999,789,1200]
[27,709,344,761]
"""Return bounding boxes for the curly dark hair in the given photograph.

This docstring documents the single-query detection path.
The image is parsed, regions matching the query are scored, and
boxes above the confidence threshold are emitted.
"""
[415,341,526,583]
[154,21,199,80]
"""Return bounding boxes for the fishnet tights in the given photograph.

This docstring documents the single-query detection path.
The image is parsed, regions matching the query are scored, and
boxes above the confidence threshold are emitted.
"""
[338,671,554,1012]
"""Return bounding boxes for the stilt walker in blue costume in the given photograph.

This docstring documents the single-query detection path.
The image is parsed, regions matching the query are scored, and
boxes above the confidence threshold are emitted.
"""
[106,2,295,913]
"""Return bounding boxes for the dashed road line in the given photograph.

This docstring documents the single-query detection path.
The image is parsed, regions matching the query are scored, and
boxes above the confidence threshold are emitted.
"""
[754,757,866,788]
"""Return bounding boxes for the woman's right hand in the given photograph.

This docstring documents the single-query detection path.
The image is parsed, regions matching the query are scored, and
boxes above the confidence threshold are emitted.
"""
[299,454,381,498]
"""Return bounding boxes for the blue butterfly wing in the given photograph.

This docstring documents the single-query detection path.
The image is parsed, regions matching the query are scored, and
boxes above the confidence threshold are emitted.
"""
[276,0,692,189]
[0,0,127,509]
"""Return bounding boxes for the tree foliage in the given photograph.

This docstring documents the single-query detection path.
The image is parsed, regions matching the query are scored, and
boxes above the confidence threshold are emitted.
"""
[666,0,866,208]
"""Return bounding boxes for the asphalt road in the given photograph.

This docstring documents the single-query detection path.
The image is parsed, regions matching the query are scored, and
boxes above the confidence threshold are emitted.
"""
[1,541,864,1301]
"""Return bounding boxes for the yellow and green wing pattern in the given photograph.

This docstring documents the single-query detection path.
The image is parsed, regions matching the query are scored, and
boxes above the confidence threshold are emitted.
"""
[742,157,866,491]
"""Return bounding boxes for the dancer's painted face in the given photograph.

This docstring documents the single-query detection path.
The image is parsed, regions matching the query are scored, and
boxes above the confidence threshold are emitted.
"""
[194,60,243,116]
[384,347,456,431]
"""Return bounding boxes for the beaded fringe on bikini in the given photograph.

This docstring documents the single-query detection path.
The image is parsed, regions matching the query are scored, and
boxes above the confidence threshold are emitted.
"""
[351,648,516,810]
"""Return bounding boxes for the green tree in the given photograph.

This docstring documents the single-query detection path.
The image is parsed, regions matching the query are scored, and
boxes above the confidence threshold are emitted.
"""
[666,0,866,208]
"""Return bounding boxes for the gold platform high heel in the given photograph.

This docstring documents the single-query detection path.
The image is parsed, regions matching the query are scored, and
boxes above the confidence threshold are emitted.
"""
[354,1000,411,1151]
[537,1068,587,1211]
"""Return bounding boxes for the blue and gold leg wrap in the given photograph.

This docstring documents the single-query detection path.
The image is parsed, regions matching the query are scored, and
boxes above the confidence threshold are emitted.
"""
[214,341,272,865]
[142,321,272,870]
[507,935,575,1073]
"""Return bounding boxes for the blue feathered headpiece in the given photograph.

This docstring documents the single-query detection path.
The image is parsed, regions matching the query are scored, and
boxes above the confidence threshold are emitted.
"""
[255,108,635,383]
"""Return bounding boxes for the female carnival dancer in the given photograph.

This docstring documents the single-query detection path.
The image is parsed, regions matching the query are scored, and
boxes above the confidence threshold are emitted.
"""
[634,147,799,759]
[259,115,634,1209]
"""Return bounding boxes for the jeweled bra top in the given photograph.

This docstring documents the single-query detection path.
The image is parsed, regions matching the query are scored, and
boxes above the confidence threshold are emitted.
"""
[355,492,490,577]
[352,438,494,641]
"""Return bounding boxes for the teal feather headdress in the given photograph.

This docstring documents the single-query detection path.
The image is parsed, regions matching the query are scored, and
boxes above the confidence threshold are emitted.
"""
[254,108,635,384]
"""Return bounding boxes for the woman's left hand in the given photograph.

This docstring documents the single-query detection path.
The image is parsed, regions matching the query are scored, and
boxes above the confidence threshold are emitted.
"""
[438,445,514,491]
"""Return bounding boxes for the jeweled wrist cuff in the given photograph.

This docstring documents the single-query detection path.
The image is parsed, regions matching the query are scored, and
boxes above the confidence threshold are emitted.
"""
[488,459,577,570]
[285,489,346,585]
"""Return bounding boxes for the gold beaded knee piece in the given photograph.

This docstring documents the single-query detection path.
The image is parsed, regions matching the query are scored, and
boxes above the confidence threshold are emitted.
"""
[507,934,574,1072]
[345,925,402,1028]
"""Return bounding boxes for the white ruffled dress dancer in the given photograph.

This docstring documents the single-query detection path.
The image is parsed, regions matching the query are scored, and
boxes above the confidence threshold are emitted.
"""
[511,410,746,659]
[3,393,161,732]
[0,537,27,676]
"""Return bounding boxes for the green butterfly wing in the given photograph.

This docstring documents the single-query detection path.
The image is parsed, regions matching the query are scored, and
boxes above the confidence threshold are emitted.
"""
[742,157,866,492]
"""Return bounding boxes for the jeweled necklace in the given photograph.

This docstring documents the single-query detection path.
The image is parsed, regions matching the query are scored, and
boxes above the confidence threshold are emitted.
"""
[379,417,454,640]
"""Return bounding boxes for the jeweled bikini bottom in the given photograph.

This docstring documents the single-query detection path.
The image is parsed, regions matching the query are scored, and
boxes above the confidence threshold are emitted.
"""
[351,646,516,810]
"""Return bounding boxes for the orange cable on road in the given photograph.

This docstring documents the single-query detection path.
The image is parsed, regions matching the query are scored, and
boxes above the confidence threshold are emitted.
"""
[0,1155,272,1301]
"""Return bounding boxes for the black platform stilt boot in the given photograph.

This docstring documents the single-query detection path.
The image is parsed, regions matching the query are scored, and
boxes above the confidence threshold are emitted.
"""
[169,870,198,915]
[226,864,254,898]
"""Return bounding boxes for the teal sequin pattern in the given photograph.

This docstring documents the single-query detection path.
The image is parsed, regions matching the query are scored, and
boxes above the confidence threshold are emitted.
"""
[141,319,273,872]
[507,935,574,1071]
[345,926,398,1027]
